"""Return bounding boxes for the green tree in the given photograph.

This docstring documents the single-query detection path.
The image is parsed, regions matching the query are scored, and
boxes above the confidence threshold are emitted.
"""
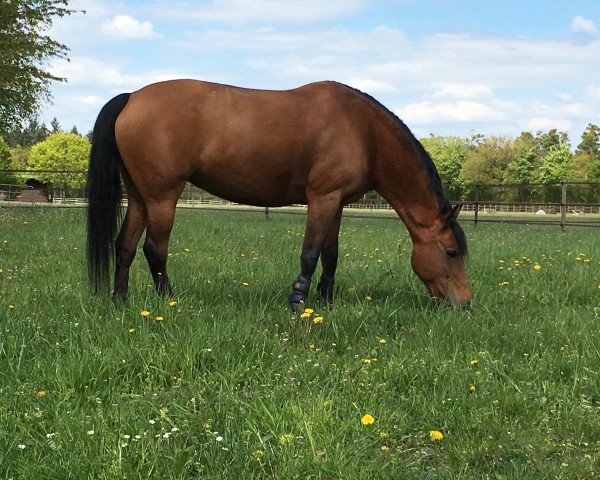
[28,132,90,188]
[10,144,30,170]
[537,142,574,184]
[421,135,468,200]
[572,124,600,183]
[535,129,569,157]
[576,123,600,156]
[588,158,600,182]
[0,1,76,134]
[505,132,538,184]
[50,116,62,133]
[0,136,16,185]
[460,135,515,192]
[5,119,49,147]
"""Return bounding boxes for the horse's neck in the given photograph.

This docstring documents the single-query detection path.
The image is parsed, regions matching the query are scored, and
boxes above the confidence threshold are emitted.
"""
[374,132,440,239]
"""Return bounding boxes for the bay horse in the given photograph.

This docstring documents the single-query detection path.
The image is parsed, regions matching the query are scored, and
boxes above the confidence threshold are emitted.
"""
[86,80,471,308]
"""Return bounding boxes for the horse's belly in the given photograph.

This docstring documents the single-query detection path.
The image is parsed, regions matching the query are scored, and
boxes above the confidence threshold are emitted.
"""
[188,161,307,207]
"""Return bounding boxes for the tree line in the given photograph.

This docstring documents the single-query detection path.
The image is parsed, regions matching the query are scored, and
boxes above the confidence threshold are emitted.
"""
[1,119,599,204]
[0,118,90,188]
[419,125,600,203]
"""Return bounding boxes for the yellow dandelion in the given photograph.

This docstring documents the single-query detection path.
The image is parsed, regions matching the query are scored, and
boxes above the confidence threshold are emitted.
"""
[36,389,47,398]
[361,414,375,425]
[533,263,541,270]
[128,328,135,333]
[470,358,479,366]
[378,338,386,344]
[308,343,315,350]
[140,310,150,317]
[168,300,177,307]
[379,431,389,438]
[499,281,509,286]
[380,445,390,452]
[312,316,324,324]
[362,358,377,365]
[468,385,476,393]
[429,430,444,441]
[242,282,249,287]
[323,400,333,407]
[155,316,164,321]
[251,449,264,460]
[303,308,314,315]
[366,295,373,301]
[279,433,295,444]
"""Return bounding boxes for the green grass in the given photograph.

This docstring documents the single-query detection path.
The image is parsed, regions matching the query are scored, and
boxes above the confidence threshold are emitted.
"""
[0,206,599,479]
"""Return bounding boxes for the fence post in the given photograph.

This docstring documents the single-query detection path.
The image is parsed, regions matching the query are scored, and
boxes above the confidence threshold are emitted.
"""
[264,207,270,220]
[473,182,480,227]
[560,179,567,230]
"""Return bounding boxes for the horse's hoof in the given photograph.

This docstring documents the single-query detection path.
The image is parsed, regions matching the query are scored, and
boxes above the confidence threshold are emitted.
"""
[289,300,305,312]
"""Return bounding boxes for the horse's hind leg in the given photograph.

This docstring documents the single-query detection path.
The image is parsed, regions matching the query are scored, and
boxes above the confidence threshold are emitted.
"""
[113,176,147,301]
[316,207,342,303]
[289,195,342,310]
[143,200,178,297]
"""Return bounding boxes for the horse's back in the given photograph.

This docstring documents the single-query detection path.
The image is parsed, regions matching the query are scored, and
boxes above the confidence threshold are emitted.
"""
[115,80,373,206]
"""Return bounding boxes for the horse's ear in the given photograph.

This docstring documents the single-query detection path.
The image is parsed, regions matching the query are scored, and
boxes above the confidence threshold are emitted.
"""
[445,204,462,224]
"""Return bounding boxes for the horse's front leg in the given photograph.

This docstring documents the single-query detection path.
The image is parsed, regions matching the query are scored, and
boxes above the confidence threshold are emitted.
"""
[288,196,341,310]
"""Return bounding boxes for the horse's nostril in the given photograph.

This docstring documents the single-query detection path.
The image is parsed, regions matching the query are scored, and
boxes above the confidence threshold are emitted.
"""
[462,301,474,312]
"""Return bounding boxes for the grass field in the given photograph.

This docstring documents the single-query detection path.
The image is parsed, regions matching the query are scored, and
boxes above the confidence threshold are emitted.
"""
[0,206,599,479]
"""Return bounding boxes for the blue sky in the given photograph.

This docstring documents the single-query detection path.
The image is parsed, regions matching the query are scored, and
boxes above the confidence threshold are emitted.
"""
[45,0,600,144]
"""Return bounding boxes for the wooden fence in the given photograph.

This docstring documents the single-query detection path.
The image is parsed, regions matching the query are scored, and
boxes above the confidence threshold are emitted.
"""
[1,170,599,228]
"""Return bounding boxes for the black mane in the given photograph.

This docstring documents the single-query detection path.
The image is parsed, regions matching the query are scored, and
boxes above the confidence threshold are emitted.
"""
[343,83,467,255]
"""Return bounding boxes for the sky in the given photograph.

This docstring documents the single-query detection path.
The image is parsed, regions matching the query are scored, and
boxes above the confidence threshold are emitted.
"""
[43,0,600,144]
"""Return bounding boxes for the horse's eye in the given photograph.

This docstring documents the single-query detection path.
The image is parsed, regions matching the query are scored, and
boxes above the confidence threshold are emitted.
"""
[446,250,458,259]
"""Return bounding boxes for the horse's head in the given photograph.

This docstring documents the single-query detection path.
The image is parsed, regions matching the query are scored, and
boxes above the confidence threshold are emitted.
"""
[410,205,472,308]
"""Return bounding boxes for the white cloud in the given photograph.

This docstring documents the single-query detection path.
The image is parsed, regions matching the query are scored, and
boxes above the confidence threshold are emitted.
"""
[346,78,397,93]
[49,57,145,88]
[102,15,157,39]
[571,15,597,35]
[156,0,369,23]
[523,116,573,133]
[398,100,505,124]
[431,83,494,100]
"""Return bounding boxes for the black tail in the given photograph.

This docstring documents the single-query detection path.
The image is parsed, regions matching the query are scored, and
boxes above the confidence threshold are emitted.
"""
[86,93,131,293]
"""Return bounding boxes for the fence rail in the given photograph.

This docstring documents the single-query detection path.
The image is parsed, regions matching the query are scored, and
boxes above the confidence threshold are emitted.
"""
[1,170,599,228]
